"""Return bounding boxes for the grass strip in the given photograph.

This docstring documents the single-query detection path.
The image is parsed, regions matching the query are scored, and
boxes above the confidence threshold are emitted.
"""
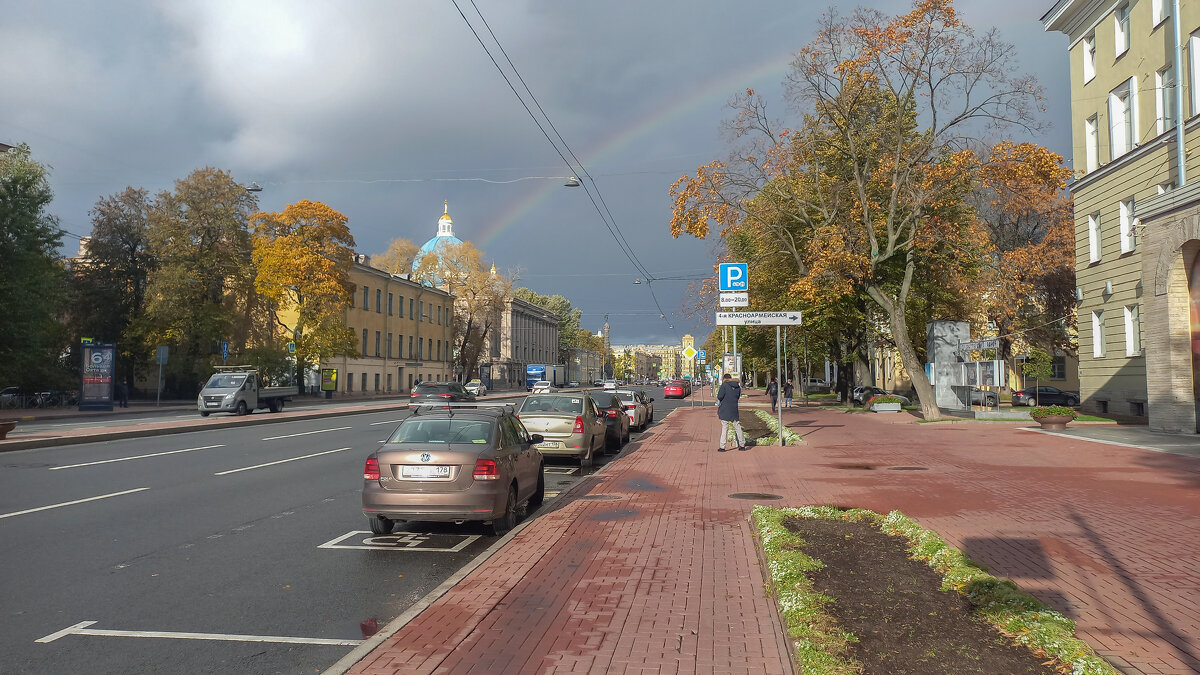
[753,409,803,445]
[752,505,1118,675]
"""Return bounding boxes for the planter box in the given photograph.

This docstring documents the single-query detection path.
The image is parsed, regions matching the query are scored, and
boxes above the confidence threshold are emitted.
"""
[0,420,16,440]
[1034,414,1073,430]
[871,402,902,413]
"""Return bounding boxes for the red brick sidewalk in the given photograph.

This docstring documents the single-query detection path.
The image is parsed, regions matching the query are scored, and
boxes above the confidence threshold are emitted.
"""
[344,396,1200,675]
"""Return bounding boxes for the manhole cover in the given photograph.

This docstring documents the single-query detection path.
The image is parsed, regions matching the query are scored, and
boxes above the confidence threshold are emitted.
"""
[728,492,783,500]
[888,466,928,471]
[832,464,876,470]
[576,494,621,501]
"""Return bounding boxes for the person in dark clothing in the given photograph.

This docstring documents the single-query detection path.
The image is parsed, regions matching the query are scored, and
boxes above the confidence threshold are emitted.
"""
[116,381,129,408]
[716,373,746,452]
[766,376,779,413]
[783,380,794,407]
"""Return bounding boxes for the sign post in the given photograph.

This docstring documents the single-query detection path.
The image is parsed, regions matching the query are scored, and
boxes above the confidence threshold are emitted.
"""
[220,341,230,364]
[155,345,168,407]
[718,264,748,382]
[776,325,784,445]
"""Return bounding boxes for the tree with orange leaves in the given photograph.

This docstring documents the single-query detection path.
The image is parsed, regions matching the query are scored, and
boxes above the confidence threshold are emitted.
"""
[669,0,1042,419]
[251,199,358,387]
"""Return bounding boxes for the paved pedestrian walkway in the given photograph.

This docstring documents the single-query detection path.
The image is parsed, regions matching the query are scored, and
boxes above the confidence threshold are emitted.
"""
[341,391,1200,675]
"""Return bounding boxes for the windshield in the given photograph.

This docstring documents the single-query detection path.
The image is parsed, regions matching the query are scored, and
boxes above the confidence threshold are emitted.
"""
[519,396,584,414]
[388,418,494,445]
[414,383,452,394]
[205,374,246,389]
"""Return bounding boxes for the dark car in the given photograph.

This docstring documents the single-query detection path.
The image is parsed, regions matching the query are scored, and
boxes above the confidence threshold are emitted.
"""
[852,386,911,406]
[590,391,631,450]
[361,406,544,536]
[1012,386,1079,407]
[968,387,999,407]
[410,381,476,407]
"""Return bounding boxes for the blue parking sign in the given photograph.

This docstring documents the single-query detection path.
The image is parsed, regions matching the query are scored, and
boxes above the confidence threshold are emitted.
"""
[698,349,706,360]
[718,263,748,291]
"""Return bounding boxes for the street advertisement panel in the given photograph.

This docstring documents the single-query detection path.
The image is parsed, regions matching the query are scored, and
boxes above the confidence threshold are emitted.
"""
[321,368,338,392]
[80,343,115,411]
[479,364,492,390]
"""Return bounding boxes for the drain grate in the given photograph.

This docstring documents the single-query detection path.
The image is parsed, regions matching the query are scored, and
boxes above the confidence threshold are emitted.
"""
[728,492,783,500]
[888,466,928,471]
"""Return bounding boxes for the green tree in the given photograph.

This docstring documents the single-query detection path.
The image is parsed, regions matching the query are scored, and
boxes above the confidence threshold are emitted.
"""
[135,168,258,396]
[513,288,584,361]
[71,187,156,390]
[0,144,70,388]
[1021,348,1054,405]
[252,199,358,389]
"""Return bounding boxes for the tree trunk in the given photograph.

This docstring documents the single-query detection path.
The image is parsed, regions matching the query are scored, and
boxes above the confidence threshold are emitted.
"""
[867,286,939,420]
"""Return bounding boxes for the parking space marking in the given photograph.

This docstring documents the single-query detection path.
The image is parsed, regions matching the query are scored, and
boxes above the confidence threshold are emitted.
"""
[214,448,349,476]
[545,490,561,499]
[0,488,150,520]
[543,466,579,475]
[35,621,361,646]
[319,530,481,552]
[49,445,225,471]
[261,426,351,441]
[368,418,407,426]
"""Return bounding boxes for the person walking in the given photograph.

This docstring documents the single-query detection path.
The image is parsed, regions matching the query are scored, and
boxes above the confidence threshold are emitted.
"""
[783,379,794,408]
[766,376,779,413]
[716,373,746,452]
[116,381,129,408]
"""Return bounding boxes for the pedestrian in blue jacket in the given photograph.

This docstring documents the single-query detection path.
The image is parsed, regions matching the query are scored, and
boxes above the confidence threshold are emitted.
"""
[716,373,746,452]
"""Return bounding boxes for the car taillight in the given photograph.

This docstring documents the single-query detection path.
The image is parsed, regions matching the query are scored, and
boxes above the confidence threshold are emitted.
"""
[572,416,584,433]
[363,457,380,481]
[625,405,635,410]
[438,393,452,398]
[473,458,499,481]
[606,410,618,417]
[410,392,418,397]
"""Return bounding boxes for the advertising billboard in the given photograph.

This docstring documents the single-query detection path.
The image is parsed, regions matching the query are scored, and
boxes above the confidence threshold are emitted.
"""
[80,343,115,411]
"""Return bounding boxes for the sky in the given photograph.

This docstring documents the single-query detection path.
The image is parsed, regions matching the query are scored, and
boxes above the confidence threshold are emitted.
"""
[0,0,1070,347]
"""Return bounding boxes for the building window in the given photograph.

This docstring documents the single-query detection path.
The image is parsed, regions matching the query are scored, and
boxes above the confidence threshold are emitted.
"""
[419,301,424,322]
[376,289,382,313]
[374,373,380,392]
[408,335,413,359]
[1119,197,1135,253]
[1089,212,1102,263]
[1082,32,1096,83]
[1085,115,1099,172]
[437,305,442,325]
[419,337,424,360]
[361,329,368,356]
[409,298,414,318]
[1051,356,1066,380]
[361,372,367,392]
[387,332,393,358]
[347,372,353,392]
[1114,3,1130,57]
[387,374,392,392]
[375,330,381,357]
[362,286,369,310]
[1124,304,1142,355]
[1157,65,1176,134]
[1108,80,1134,158]
[1191,31,1200,115]
[1092,310,1106,358]
[388,293,394,316]
[1152,0,1168,26]
[399,295,404,317]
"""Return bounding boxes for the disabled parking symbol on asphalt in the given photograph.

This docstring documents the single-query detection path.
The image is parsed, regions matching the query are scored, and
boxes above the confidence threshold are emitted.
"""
[318,530,480,552]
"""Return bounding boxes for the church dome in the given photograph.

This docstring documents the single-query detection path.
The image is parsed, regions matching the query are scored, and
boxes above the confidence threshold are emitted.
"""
[414,201,464,282]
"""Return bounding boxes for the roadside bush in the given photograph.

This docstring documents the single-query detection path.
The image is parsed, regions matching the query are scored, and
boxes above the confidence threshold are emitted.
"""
[1030,405,1076,419]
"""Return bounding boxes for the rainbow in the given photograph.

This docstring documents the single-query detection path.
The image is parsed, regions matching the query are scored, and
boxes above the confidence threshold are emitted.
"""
[475,48,798,251]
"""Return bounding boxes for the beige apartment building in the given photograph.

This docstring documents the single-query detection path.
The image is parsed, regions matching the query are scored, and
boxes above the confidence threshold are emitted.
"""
[1043,0,1200,431]
[321,260,454,395]
[614,344,682,379]
[484,297,560,390]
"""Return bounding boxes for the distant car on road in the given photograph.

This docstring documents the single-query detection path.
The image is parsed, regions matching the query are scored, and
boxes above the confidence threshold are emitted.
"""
[615,389,653,431]
[361,406,543,536]
[590,391,631,450]
[1012,386,1079,407]
[602,380,618,390]
[410,381,476,407]
[464,379,487,396]
[663,380,691,399]
[531,380,554,394]
[567,381,580,388]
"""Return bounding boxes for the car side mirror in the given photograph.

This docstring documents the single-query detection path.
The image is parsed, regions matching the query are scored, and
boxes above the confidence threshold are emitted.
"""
[530,434,544,444]
[650,397,655,402]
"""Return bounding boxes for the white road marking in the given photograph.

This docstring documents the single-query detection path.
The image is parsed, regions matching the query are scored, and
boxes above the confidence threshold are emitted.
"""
[49,445,225,470]
[36,620,361,646]
[368,419,407,426]
[0,488,149,520]
[214,448,349,476]
[319,530,480,552]
[261,426,351,441]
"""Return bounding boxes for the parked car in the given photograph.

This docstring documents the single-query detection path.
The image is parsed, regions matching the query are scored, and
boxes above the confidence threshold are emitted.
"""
[567,381,580,388]
[590,391,631,450]
[968,387,1000,407]
[409,381,476,407]
[1,386,22,409]
[615,389,654,431]
[531,380,554,393]
[516,393,606,466]
[361,406,543,536]
[602,379,618,390]
[853,386,911,406]
[464,379,487,396]
[663,380,691,399]
[1012,386,1079,407]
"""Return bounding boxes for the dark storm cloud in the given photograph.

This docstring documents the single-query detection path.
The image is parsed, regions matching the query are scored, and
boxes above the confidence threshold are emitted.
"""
[0,0,1067,344]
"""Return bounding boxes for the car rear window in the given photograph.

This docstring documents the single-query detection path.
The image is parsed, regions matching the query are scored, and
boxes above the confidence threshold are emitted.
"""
[414,383,452,394]
[519,396,583,414]
[389,419,494,444]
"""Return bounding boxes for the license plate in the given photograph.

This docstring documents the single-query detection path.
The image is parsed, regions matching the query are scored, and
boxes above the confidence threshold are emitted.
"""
[401,465,452,478]
[536,442,561,449]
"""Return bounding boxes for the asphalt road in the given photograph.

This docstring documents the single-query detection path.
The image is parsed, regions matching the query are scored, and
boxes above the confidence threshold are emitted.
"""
[0,387,698,675]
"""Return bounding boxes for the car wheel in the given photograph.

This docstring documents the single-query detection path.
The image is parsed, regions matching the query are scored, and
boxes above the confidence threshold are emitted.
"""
[488,485,518,536]
[581,445,595,467]
[623,426,630,445]
[199,411,210,417]
[528,467,545,509]
[235,401,247,416]
[268,399,281,413]
[605,430,618,452]
[368,516,394,535]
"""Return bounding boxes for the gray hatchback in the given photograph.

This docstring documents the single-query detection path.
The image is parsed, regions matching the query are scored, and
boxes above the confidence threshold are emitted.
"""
[362,407,544,536]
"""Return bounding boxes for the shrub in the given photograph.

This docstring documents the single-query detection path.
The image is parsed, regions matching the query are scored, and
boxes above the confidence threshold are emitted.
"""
[867,395,902,405]
[1030,405,1077,420]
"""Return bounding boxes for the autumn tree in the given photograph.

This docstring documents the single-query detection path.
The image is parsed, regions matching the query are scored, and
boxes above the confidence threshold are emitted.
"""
[513,288,589,361]
[670,0,1041,419]
[372,238,420,275]
[71,187,156,390]
[134,168,258,395]
[0,144,70,388]
[252,200,358,389]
